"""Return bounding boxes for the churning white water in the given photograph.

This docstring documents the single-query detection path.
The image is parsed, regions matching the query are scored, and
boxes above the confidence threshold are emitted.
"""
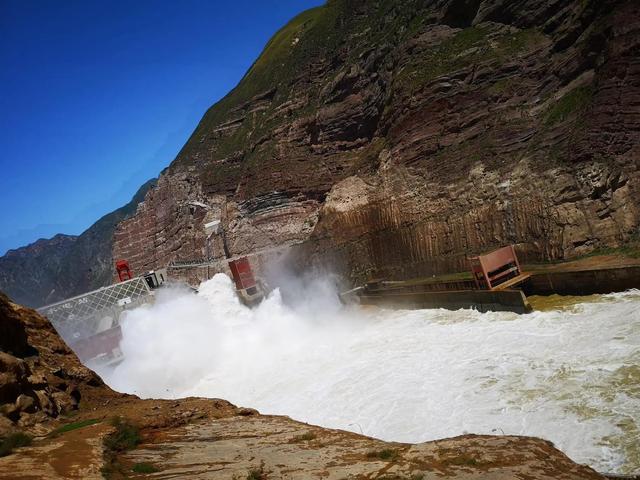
[96,274,640,475]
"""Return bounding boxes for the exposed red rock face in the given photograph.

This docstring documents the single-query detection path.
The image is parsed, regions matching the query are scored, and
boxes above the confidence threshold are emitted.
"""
[114,0,640,285]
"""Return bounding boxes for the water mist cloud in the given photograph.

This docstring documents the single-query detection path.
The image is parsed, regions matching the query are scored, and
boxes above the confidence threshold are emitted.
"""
[95,274,640,475]
[101,273,363,399]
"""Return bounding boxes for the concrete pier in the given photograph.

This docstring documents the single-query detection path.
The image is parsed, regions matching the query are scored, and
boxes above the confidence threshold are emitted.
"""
[359,289,532,314]
[355,256,640,313]
[526,266,640,296]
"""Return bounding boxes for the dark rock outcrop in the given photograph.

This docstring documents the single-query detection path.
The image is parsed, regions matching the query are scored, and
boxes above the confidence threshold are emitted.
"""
[0,291,105,433]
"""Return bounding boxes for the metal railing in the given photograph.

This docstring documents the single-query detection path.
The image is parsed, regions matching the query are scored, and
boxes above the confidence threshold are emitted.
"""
[37,277,155,343]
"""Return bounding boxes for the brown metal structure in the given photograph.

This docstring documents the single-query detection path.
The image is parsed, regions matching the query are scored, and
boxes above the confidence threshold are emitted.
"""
[470,245,531,291]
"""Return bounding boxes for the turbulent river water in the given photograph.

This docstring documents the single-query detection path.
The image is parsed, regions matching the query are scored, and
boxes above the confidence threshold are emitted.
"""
[96,274,640,475]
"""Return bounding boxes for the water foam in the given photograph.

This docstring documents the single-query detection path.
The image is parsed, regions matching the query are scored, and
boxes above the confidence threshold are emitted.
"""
[96,274,640,474]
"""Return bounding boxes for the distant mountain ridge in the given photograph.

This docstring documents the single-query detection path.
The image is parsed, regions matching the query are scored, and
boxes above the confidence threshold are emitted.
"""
[0,178,157,308]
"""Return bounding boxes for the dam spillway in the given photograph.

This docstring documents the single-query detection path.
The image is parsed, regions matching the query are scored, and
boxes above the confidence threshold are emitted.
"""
[93,274,640,476]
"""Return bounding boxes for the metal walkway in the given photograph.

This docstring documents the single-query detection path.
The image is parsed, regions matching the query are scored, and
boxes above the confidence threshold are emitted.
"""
[37,277,155,344]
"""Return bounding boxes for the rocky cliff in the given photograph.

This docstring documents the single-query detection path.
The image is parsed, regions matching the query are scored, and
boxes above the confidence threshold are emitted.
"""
[0,292,609,479]
[3,1,638,292]
[0,292,106,436]
[0,179,156,308]
[112,0,640,286]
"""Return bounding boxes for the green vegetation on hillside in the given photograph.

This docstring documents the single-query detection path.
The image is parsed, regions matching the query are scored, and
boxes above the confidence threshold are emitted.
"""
[104,417,141,452]
[179,0,430,176]
[544,85,594,126]
[48,418,101,437]
[174,0,550,194]
[193,2,346,132]
[101,417,142,479]
[394,26,545,94]
[225,0,426,113]
[0,432,32,457]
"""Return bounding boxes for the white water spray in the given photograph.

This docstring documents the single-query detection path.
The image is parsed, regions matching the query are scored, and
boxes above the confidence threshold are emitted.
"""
[95,273,640,475]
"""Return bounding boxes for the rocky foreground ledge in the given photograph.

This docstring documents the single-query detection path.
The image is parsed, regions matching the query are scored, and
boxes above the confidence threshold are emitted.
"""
[0,292,608,479]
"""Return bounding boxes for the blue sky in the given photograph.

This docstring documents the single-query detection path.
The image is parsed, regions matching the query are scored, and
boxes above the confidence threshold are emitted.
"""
[0,0,323,255]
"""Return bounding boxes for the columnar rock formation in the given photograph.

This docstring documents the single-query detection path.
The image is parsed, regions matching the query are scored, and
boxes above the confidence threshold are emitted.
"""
[112,0,640,286]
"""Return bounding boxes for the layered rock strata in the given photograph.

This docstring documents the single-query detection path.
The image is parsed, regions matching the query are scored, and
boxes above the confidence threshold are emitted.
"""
[112,0,640,286]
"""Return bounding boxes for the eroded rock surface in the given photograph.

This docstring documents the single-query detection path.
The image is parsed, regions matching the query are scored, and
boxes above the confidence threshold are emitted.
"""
[122,415,604,480]
[0,291,106,434]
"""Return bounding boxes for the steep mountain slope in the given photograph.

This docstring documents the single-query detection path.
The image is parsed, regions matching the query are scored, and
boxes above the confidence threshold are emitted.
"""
[113,0,640,285]
[0,179,156,308]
